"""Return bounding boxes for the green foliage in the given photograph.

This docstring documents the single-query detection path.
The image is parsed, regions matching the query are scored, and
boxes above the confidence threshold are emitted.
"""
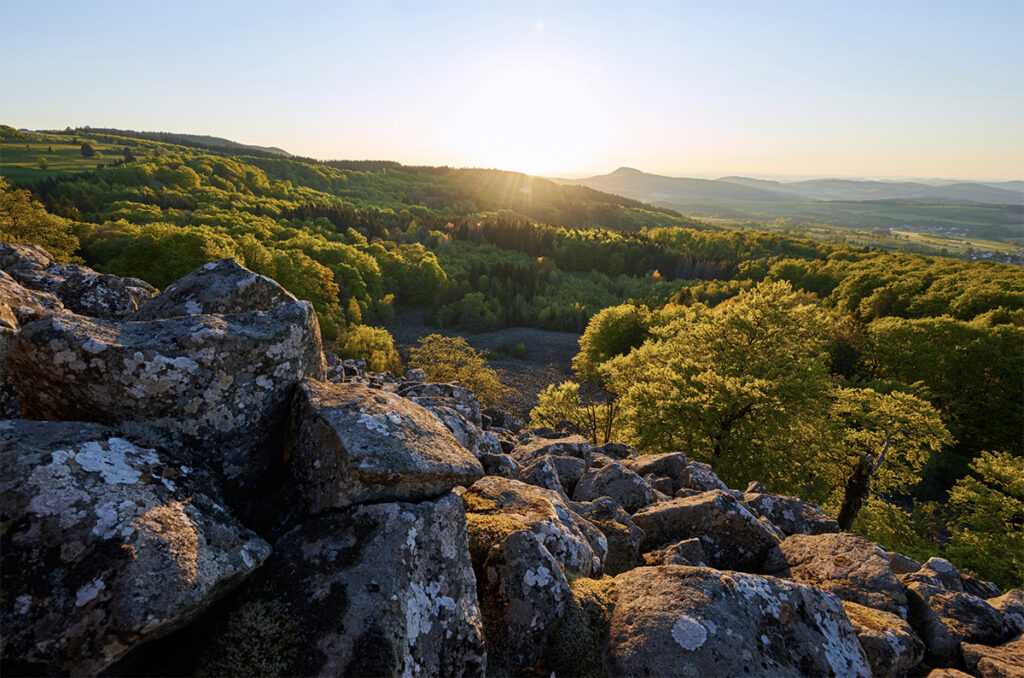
[0,178,80,261]
[408,334,509,407]
[572,304,650,382]
[338,324,401,374]
[946,451,1024,589]
[529,381,621,445]
[604,280,833,493]
[80,142,95,158]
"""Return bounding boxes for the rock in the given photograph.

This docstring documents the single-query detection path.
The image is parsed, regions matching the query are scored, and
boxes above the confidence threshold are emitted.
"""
[903,557,967,592]
[405,367,426,381]
[520,457,568,498]
[606,566,871,678]
[482,406,523,433]
[962,635,1024,678]
[622,452,690,493]
[990,590,1024,636]
[775,533,909,618]
[631,489,781,573]
[463,476,605,577]
[889,551,924,575]
[417,398,502,456]
[570,497,645,576]
[510,434,593,466]
[56,268,145,319]
[645,474,675,495]
[904,580,1013,667]
[0,269,65,328]
[0,420,270,676]
[544,576,618,678]
[200,493,485,677]
[290,379,484,513]
[8,302,325,491]
[926,670,975,678]
[573,462,657,514]
[747,480,768,493]
[843,601,925,678]
[598,442,638,459]
[642,538,708,567]
[743,492,839,536]
[479,453,521,479]
[680,460,729,491]
[132,258,296,320]
[399,381,483,427]
[964,575,1004,601]
[480,530,572,675]
[0,242,53,272]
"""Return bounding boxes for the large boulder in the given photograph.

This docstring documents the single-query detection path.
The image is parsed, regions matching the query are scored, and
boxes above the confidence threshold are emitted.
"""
[56,268,148,319]
[573,462,658,514]
[643,538,708,567]
[421,401,502,456]
[131,258,297,320]
[743,491,839,536]
[198,493,486,677]
[605,566,871,678]
[631,489,781,573]
[962,635,1024,678]
[520,456,569,499]
[398,381,483,427]
[7,302,325,489]
[622,452,691,493]
[289,379,484,513]
[479,452,521,479]
[904,579,1013,667]
[0,420,270,676]
[0,242,54,272]
[773,533,909,618]
[571,497,646,576]
[510,434,593,466]
[0,269,65,329]
[843,601,925,678]
[479,530,572,676]
[990,590,1024,636]
[463,476,605,577]
[680,460,729,492]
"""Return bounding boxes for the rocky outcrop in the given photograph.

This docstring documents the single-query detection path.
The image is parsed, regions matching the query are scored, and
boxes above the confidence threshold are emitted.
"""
[632,489,781,572]
[961,635,1024,678]
[990,590,1024,636]
[8,302,325,490]
[744,491,839,536]
[289,379,484,513]
[510,434,593,466]
[479,530,571,675]
[463,476,605,577]
[131,258,296,320]
[904,579,1013,667]
[843,601,925,678]
[1,420,269,675]
[643,537,708,567]
[573,462,657,514]
[200,493,485,677]
[571,497,645,576]
[606,566,871,678]
[479,452,521,479]
[773,532,909,618]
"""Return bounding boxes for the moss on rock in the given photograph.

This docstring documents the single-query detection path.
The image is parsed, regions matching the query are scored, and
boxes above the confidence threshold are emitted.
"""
[195,599,299,677]
[545,576,618,678]
[465,512,528,566]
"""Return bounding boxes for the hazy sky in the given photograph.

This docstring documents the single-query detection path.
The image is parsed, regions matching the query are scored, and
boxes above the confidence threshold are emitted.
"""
[2,0,1022,179]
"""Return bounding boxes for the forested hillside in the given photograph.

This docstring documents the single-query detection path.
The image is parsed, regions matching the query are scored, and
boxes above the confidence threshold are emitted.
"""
[2,126,1021,587]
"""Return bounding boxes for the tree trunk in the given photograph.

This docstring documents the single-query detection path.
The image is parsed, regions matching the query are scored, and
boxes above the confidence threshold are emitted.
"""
[837,454,875,530]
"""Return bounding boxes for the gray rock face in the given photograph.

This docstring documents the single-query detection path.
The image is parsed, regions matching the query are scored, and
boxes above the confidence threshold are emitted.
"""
[202,493,485,678]
[632,489,781,573]
[990,590,1024,636]
[464,476,605,577]
[743,492,839,536]
[399,382,483,427]
[0,269,65,329]
[904,580,1013,667]
[680,460,729,491]
[606,566,871,678]
[420,400,502,456]
[56,268,146,319]
[8,302,325,489]
[481,530,572,675]
[889,551,924,575]
[510,434,593,465]
[843,601,925,678]
[132,258,296,320]
[643,538,708,567]
[0,420,270,676]
[622,452,690,493]
[571,497,645,576]
[290,379,484,513]
[0,242,54,272]
[520,456,568,498]
[962,634,1024,678]
[903,557,968,592]
[479,453,521,479]
[574,462,658,514]
[775,533,909,618]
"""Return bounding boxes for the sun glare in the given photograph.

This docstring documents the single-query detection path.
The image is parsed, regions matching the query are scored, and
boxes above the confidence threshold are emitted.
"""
[450,59,609,176]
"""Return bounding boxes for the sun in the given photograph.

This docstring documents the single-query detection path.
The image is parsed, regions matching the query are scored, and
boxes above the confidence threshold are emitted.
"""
[449,59,609,176]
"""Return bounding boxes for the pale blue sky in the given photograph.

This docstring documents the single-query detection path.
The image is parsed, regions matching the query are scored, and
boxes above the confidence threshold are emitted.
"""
[2,0,1022,179]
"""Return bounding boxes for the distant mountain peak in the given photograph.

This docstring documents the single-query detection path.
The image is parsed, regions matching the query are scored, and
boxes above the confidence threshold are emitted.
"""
[611,166,643,175]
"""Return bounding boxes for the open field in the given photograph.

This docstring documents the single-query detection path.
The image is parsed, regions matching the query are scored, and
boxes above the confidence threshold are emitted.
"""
[0,136,144,184]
